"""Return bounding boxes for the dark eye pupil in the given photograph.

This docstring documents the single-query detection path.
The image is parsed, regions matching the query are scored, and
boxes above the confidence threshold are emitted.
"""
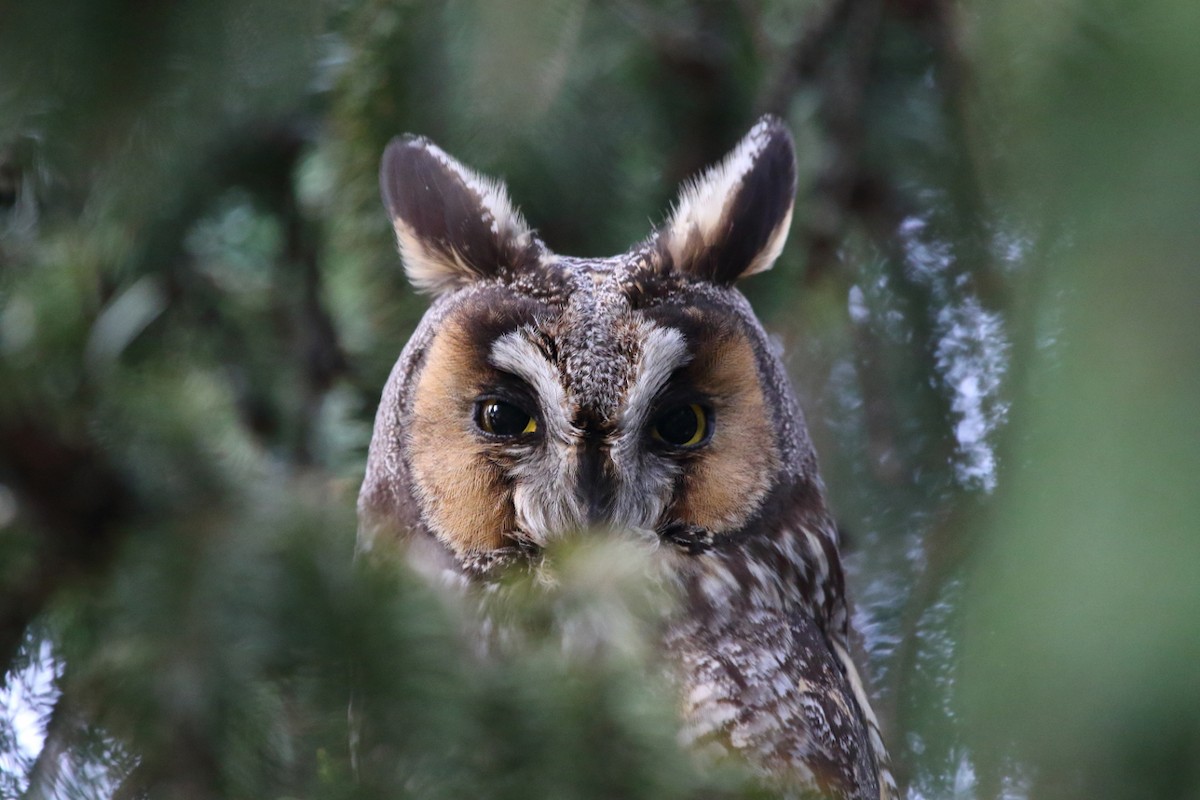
[479,400,532,437]
[656,404,701,446]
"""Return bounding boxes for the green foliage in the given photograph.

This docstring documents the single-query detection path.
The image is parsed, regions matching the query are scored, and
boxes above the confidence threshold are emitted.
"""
[961,1,1200,796]
[2,1,1198,798]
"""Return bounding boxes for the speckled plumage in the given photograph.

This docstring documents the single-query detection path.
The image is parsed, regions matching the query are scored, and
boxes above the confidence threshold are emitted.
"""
[358,116,895,799]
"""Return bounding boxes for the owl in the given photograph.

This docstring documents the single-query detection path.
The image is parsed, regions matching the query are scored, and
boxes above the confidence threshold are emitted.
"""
[358,116,895,800]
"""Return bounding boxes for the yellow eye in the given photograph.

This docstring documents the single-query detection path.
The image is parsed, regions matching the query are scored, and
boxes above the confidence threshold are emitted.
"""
[651,403,709,448]
[476,400,537,437]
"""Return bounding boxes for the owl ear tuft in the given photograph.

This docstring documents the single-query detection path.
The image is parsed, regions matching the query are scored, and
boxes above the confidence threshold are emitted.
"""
[658,116,797,285]
[380,136,541,295]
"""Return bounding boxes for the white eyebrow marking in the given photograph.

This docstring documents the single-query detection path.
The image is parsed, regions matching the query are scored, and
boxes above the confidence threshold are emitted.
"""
[619,324,690,436]
[489,330,585,543]
[489,331,573,442]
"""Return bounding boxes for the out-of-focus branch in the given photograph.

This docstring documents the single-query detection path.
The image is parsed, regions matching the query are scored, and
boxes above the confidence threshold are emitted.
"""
[0,418,134,675]
[146,121,351,462]
[764,0,896,281]
[281,146,350,466]
[611,0,756,184]
[211,123,350,464]
[762,0,856,107]
[111,764,151,800]
[21,689,74,798]
[760,8,1014,779]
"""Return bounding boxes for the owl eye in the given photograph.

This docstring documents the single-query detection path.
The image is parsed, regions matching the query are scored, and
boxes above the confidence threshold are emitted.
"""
[651,403,710,448]
[476,399,538,437]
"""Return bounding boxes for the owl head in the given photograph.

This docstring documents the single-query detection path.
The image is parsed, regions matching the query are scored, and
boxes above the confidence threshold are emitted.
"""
[359,116,825,575]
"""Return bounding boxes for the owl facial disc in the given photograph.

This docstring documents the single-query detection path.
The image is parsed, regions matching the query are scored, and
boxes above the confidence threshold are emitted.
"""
[366,116,795,557]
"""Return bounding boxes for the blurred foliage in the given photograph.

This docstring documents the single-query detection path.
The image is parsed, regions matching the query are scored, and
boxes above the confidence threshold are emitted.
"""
[1,0,1198,798]
[960,1,1200,797]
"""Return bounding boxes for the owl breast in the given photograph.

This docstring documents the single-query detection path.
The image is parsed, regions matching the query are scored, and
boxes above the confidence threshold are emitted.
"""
[358,116,895,800]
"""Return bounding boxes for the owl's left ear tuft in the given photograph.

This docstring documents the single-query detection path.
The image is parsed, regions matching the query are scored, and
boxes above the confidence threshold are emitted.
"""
[380,136,541,295]
[659,116,797,285]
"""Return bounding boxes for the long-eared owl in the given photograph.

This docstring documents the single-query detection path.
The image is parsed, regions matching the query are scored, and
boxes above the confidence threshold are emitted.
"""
[358,116,894,800]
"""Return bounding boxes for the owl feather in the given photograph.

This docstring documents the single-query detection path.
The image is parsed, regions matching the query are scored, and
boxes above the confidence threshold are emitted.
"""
[360,116,896,800]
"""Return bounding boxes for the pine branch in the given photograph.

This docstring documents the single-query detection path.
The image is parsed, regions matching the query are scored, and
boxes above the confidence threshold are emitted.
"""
[0,418,134,675]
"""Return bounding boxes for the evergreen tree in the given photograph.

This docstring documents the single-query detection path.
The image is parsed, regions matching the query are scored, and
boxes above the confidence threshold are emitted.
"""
[2,2,1198,798]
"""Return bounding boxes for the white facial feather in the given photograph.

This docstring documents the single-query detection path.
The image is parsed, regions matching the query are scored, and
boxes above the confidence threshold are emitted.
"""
[489,331,584,544]
[618,324,690,435]
[490,331,571,440]
[608,324,690,532]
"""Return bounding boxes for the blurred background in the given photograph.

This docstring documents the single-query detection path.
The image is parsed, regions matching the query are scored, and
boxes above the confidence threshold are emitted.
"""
[1,1,1198,798]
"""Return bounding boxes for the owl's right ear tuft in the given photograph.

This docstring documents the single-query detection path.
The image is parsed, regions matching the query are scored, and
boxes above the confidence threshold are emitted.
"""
[380,136,540,295]
[658,116,797,286]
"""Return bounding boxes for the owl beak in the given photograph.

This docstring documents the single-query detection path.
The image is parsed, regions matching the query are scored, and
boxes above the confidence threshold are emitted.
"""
[577,438,614,529]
